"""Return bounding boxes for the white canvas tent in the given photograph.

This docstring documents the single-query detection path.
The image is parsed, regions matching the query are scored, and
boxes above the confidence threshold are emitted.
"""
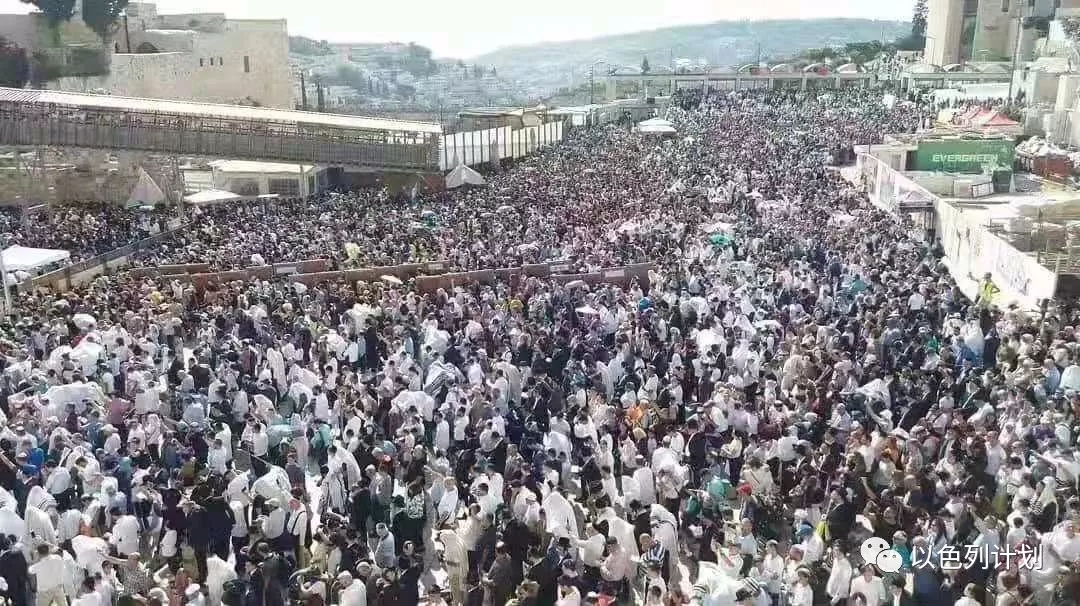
[127,168,166,206]
[639,117,674,128]
[638,117,677,135]
[445,164,486,189]
[1,246,70,272]
[184,189,243,205]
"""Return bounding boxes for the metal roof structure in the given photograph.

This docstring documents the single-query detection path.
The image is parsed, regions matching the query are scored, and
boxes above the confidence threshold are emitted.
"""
[0,87,442,134]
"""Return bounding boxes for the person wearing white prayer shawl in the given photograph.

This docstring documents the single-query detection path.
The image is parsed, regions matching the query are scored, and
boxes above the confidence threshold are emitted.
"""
[437,528,468,605]
[319,463,348,514]
[436,477,459,525]
[434,411,451,453]
[252,466,292,505]
[203,552,237,606]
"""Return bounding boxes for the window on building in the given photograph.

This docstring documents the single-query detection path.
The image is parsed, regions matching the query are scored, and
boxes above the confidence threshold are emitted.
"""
[1001,0,1009,11]
[209,57,214,66]
[199,58,204,67]
[219,57,223,65]
[244,56,250,73]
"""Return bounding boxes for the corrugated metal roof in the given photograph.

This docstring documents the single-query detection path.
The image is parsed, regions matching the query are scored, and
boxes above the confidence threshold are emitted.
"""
[0,87,442,134]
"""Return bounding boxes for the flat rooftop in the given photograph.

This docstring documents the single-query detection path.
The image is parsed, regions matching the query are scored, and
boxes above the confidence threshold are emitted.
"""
[0,87,443,135]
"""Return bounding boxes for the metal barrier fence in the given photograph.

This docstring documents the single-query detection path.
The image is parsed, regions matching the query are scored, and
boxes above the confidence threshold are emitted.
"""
[27,225,191,292]
[129,259,654,295]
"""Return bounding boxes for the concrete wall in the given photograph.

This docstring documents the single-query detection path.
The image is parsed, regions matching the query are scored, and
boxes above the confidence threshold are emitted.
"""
[973,0,1014,61]
[927,0,964,65]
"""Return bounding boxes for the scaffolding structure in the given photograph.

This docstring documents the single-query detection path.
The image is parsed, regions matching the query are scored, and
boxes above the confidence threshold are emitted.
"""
[0,88,442,171]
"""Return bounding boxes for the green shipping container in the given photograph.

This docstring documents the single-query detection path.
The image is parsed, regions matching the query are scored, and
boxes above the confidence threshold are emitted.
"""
[912,140,1015,173]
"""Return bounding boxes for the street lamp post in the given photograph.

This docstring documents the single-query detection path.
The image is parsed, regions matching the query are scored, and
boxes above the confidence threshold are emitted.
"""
[589,59,608,105]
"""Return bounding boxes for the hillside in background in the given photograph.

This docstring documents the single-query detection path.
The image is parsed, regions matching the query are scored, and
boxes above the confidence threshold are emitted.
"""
[472,19,911,97]
[288,18,910,116]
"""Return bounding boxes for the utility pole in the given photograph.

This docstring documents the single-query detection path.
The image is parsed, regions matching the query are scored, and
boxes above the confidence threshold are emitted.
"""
[1007,15,1023,101]
[589,65,594,105]
[299,72,308,111]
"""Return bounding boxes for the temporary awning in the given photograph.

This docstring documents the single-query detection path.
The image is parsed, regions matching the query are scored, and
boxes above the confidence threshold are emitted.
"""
[445,164,486,189]
[638,123,677,135]
[1,245,70,272]
[184,189,242,205]
[639,117,674,128]
[127,168,166,206]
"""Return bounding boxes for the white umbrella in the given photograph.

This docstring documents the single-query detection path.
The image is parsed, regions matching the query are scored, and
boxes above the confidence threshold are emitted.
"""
[564,280,587,289]
[575,305,599,315]
[380,275,403,285]
[496,204,514,213]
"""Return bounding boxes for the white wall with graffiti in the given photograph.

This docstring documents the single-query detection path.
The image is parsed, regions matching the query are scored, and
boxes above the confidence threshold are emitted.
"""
[935,193,1057,308]
[857,152,1058,308]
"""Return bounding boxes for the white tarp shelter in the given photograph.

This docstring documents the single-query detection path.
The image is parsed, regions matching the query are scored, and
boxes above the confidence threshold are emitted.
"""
[446,164,486,189]
[184,189,243,205]
[638,123,677,135]
[127,168,166,206]
[639,117,674,128]
[2,246,70,272]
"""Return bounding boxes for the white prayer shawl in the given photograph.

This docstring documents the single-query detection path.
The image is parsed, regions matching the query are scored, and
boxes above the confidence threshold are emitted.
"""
[542,490,579,539]
[266,348,286,387]
[633,467,657,506]
[438,529,468,576]
[71,534,109,576]
[204,554,238,605]
[596,507,639,558]
[437,487,459,524]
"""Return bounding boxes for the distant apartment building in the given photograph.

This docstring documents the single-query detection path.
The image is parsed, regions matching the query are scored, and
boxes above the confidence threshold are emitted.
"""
[925,0,1059,66]
[0,1,293,108]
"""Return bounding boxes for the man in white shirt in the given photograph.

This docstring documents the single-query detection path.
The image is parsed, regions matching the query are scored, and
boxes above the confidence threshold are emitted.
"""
[848,564,887,606]
[260,499,289,551]
[207,437,229,476]
[30,544,68,606]
[336,571,367,606]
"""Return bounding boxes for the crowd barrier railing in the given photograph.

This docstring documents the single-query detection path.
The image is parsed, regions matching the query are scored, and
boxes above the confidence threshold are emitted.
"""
[173,259,653,295]
[27,224,192,292]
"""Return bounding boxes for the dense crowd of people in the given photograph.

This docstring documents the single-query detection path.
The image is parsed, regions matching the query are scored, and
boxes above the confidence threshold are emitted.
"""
[0,84,1077,606]
[0,204,160,265]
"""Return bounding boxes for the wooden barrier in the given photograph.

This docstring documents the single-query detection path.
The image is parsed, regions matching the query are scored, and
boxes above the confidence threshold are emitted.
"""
[413,262,654,293]
[128,263,212,279]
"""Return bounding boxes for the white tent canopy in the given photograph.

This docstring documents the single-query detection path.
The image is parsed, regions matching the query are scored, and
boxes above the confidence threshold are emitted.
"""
[184,189,243,205]
[2,245,70,272]
[127,168,166,206]
[638,123,677,135]
[639,117,674,128]
[445,164,486,189]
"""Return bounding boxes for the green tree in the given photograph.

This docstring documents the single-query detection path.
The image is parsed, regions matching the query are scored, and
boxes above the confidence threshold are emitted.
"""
[0,38,30,88]
[19,0,77,28]
[912,0,928,42]
[81,0,129,42]
[641,56,650,74]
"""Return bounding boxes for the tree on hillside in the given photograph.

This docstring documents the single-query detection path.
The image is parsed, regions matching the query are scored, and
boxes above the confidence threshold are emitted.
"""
[0,38,30,88]
[912,0,928,42]
[844,40,885,64]
[81,0,129,42]
[641,56,650,74]
[801,47,838,62]
[19,0,77,28]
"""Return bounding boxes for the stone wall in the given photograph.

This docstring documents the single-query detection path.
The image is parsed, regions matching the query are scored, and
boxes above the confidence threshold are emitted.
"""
[48,19,292,108]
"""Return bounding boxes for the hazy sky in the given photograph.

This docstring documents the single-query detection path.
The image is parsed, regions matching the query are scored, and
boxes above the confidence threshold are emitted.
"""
[0,0,914,58]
